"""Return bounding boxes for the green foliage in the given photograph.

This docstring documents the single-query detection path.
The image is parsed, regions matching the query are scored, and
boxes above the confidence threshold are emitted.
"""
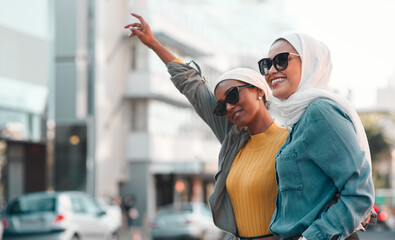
[360,113,393,188]
[360,113,392,162]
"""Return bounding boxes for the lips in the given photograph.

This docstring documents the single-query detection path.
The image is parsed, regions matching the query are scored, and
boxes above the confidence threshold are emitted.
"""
[270,77,287,87]
[233,110,241,120]
[228,109,242,121]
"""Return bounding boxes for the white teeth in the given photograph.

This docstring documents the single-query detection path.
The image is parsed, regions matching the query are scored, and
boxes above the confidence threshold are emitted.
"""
[272,78,286,84]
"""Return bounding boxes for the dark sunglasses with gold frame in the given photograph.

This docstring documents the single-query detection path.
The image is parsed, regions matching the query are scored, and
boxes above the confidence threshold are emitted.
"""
[258,52,300,76]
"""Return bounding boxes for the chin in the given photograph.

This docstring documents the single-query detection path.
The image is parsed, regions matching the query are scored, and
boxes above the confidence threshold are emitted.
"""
[272,92,287,100]
[234,119,248,128]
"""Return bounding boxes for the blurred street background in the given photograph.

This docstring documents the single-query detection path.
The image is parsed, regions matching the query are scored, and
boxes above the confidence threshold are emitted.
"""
[1,0,395,239]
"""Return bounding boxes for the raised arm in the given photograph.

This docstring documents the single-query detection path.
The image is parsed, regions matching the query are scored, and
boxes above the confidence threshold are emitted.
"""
[124,13,231,142]
[124,13,175,64]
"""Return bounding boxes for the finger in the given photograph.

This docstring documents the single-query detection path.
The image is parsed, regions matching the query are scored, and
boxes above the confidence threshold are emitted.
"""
[128,28,142,38]
[132,28,143,36]
[131,13,147,27]
[124,23,142,29]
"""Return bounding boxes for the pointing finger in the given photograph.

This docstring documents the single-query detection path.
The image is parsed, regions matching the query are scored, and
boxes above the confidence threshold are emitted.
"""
[124,23,142,29]
[131,13,147,27]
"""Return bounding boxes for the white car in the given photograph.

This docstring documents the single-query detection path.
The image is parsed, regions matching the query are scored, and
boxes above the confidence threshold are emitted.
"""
[2,191,113,240]
[0,217,3,240]
[150,202,224,240]
[96,198,122,239]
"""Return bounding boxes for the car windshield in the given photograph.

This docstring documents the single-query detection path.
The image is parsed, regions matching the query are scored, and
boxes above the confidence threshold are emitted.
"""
[8,196,56,214]
[157,203,193,216]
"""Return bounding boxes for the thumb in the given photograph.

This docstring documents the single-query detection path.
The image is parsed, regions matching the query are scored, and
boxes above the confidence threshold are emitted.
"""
[132,28,143,37]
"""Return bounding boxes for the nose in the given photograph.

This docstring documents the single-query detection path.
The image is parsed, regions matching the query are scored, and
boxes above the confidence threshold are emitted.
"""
[268,63,277,75]
[225,102,235,113]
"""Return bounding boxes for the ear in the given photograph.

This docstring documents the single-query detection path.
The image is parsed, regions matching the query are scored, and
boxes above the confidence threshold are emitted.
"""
[256,88,264,99]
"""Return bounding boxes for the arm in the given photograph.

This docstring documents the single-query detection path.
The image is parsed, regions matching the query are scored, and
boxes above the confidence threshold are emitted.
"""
[125,13,231,142]
[302,101,374,240]
[124,13,175,64]
[167,62,231,142]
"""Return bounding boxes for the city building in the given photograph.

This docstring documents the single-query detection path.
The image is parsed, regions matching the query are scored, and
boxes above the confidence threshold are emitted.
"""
[0,0,291,231]
[53,0,128,199]
[0,0,52,202]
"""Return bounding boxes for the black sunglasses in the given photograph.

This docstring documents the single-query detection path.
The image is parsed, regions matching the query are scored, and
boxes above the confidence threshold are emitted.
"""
[212,84,253,116]
[258,52,300,76]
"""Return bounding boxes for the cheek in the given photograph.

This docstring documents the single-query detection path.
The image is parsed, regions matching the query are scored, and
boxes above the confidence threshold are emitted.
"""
[287,67,301,89]
[264,75,270,84]
[242,97,259,116]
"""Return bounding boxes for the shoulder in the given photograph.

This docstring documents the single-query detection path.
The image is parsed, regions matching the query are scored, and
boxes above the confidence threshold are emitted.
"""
[304,98,350,122]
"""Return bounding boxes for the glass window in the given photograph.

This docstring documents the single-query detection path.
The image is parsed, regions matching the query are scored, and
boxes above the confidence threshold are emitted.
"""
[0,109,29,140]
[158,203,193,216]
[70,197,85,213]
[148,100,215,139]
[130,44,137,70]
[0,109,45,142]
[8,196,56,214]
[30,114,43,142]
[130,100,147,131]
[70,195,101,215]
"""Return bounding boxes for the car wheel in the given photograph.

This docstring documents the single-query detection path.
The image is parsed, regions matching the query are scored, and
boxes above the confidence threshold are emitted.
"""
[111,232,120,240]
[71,234,80,240]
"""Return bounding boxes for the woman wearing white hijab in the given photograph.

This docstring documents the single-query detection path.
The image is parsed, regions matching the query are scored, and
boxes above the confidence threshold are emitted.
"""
[126,13,290,239]
[258,33,375,240]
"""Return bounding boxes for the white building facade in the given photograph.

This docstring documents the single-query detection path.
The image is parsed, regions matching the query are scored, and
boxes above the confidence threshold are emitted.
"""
[1,0,291,229]
[0,0,52,202]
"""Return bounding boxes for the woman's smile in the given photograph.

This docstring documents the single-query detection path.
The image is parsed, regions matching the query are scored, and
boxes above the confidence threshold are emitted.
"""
[270,77,287,88]
[227,107,243,122]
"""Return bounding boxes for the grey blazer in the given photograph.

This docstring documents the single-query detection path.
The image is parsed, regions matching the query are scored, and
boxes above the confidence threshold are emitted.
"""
[167,61,251,239]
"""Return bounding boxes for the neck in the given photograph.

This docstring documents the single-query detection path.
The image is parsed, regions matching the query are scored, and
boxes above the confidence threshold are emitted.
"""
[248,109,274,135]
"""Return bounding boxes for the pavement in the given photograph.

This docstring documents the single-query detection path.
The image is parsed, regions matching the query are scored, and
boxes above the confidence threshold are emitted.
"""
[119,216,150,240]
[120,227,148,240]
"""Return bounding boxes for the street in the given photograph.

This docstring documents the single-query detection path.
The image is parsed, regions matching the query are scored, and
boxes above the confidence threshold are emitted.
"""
[119,228,395,240]
[359,229,395,240]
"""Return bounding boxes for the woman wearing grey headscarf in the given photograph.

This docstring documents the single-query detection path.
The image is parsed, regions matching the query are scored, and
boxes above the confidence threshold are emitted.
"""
[126,13,290,240]
[258,33,374,240]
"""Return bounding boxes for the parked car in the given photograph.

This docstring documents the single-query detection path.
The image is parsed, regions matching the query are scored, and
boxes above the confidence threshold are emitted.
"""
[150,202,224,240]
[1,191,113,240]
[0,217,3,240]
[95,198,122,239]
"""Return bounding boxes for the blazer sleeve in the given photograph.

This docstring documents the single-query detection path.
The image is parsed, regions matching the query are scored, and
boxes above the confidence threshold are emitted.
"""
[302,101,374,240]
[166,61,232,143]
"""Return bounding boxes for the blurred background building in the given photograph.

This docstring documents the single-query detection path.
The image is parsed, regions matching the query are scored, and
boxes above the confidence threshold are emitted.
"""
[1,0,395,234]
[0,0,50,204]
[0,0,291,228]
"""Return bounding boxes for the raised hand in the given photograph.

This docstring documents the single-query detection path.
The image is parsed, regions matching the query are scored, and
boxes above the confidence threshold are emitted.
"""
[124,13,176,64]
[124,13,157,48]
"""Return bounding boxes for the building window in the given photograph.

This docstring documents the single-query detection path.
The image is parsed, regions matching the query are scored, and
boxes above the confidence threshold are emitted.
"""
[130,100,147,131]
[148,100,214,139]
[130,44,137,70]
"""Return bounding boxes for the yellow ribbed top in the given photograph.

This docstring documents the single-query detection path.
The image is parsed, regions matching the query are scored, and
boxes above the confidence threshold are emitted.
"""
[226,122,288,237]
[172,58,185,64]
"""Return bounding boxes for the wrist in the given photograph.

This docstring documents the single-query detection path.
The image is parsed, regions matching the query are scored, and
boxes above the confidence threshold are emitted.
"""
[148,40,162,51]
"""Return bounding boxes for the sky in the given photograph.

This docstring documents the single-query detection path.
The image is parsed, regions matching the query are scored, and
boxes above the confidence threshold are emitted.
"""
[200,0,395,109]
[283,0,395,109]
[3,0,395,109]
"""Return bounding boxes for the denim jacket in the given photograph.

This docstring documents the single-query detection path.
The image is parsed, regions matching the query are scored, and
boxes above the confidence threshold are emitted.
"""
[269,99,375,240]
[167,61,251,239]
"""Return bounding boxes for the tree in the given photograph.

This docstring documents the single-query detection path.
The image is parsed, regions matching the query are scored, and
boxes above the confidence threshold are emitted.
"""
[360,113,393,188]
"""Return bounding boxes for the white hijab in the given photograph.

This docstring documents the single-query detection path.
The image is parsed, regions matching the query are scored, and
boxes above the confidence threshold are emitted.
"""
[268,33,371,166]
[214,67,271,98]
